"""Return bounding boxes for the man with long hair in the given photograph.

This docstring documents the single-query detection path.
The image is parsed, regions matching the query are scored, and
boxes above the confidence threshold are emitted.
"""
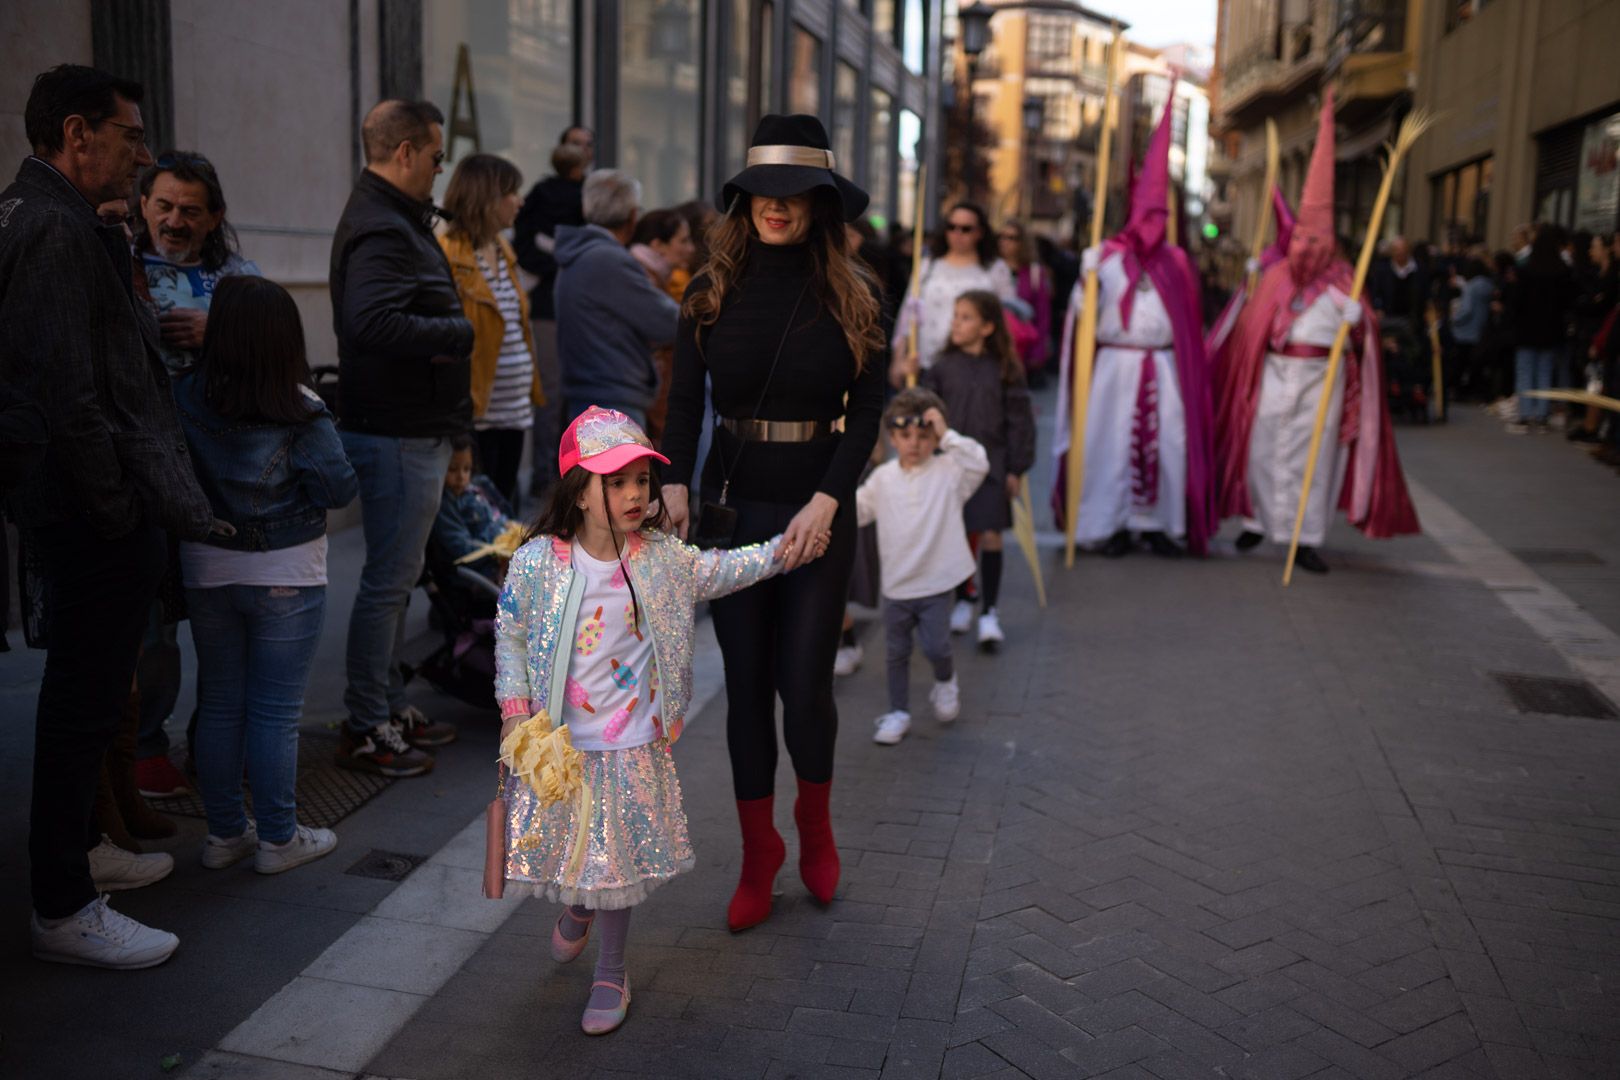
[134,150,260,374]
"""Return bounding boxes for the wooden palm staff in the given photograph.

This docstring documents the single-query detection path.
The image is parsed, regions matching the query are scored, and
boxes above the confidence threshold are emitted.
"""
[1063,24,1123,568]
[1426,301,1445,421]
[1011,475,1047,607]
[1247,119,1279,296]
[905,165,928,388]
[1283,110,1436,586]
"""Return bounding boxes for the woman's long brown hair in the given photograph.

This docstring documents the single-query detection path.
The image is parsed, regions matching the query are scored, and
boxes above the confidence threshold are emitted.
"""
[683,189,885,372]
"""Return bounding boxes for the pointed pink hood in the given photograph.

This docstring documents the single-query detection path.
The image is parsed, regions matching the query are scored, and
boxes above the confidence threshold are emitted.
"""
[1287,91,1337,285]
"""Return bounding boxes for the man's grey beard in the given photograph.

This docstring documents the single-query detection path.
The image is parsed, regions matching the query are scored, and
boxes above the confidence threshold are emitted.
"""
[153,232,204,264]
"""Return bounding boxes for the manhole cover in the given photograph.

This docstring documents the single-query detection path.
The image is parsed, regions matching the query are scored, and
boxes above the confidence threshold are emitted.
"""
[1510,548,1606,567]
[1494,673,1618,719]
[156,729,393,830]
[345,850,427,881]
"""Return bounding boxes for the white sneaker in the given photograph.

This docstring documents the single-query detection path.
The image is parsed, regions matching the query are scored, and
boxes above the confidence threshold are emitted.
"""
[88,835,173,892]
[929,675,961,723]
[201,821,259,870]
[872,710,912,745]
[977,609,1005,652]
[31,895,179,969]
[833,642,864,676]
[949,600,974,635]
[255,824,337,875]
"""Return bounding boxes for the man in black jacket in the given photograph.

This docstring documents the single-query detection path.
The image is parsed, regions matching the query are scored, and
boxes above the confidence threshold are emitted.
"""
[330,99,473,777]
[3,65,216,969]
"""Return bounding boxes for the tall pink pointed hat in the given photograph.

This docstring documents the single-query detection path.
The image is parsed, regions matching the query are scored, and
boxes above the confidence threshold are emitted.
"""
[1114,77,1177,324]
[1270,184,1297,257]
[1287,89,1336,282]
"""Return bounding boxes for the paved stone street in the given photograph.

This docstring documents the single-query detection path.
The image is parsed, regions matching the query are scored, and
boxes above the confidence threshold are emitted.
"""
[4,400,1620,1079]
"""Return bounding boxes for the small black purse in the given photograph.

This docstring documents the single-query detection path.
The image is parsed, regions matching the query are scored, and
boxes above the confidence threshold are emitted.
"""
[692,281,810,549]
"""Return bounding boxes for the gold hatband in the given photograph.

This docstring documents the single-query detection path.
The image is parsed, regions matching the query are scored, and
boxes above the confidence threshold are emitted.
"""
[746,145,837,170]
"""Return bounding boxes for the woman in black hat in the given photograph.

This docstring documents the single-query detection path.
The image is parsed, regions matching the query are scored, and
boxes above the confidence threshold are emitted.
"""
[660,115,886,932]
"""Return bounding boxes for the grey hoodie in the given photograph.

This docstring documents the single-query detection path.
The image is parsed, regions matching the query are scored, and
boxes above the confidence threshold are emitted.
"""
[554,224,680,419]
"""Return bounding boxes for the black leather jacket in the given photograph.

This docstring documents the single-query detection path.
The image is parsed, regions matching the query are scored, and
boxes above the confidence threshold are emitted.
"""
[0,158,212,541]
[329,170,474,437]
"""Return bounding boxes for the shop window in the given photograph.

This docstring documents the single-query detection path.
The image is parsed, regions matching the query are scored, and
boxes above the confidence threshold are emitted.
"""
[869,87,894,223]
[897,108,922,228]
[873,0,896,42]
[619,0,702,210]
[902,0,926,74]
[760,2,775,115]
[422,0,574,201]
[1576,111,1620,234]
[789,26,822,115]
[722,0,754,180]
[833,63,859,180]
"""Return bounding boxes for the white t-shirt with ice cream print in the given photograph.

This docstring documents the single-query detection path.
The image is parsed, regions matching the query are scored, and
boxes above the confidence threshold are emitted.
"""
[557,543,662,750]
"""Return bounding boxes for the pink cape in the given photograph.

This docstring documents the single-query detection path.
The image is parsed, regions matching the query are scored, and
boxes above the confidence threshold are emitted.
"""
[1212,259,1420,539]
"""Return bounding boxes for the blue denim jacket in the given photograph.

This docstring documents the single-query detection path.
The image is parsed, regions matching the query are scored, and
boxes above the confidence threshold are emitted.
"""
[173,372,358,551]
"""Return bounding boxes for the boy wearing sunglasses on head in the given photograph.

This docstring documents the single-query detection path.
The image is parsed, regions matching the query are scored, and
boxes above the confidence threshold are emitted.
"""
[855,389,989,745]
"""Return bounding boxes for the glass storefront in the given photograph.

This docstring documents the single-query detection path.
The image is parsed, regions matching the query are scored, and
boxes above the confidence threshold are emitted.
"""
[902,0,926,74]
[833,63,859,180]
[722,0,754,180]
[789,25,822,115]
[620,0,703,210]
[897,107,922,228]
[869,87,894,224]
[423,0,575,199]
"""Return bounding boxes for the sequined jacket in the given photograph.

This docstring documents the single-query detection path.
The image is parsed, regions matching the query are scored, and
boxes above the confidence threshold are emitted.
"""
[494,528,782,746]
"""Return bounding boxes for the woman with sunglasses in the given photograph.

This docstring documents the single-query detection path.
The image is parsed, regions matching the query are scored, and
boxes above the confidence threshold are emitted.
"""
[892,202,1016,385]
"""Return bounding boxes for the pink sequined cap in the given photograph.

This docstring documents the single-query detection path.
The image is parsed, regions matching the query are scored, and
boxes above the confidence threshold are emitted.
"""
[557,406,671,477]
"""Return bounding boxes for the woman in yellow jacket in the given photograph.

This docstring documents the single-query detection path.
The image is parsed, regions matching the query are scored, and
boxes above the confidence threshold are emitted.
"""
[440,154,545,505]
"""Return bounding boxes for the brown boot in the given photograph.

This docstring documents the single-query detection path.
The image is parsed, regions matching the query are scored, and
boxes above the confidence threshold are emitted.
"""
[111,684,177,840]
[94,761,142,853]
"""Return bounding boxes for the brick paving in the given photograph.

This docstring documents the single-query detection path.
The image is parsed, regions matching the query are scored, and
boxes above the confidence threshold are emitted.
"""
[365,413,1620,1079]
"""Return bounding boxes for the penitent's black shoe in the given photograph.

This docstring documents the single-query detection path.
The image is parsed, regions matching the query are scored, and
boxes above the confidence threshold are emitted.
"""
[1142,531,1184,559]
[1235,530,1264,552]
[1294,546,1329,574]
[1101,530,1133,558]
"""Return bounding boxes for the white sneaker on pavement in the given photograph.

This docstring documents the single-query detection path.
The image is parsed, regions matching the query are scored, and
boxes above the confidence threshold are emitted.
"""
[833,642,864,676]
[88,835,173,892]
[929,675,961,723]
[949,600,974,635]
[255,824,337,875]
[977,609,1005,652]
[872,710,912,745]
[31,895,179,970]
[201,821,259,870]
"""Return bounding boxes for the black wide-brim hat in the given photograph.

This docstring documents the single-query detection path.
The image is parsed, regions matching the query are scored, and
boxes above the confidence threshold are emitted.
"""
[719,114,870,223]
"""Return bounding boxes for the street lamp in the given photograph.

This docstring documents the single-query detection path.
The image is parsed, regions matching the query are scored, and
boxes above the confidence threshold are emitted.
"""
[958,2,995,203]
[1022,94,1045,216]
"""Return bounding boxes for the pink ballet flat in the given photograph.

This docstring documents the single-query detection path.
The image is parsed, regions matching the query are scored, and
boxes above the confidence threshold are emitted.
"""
[550,908,594,963]
[581,977,631,1035]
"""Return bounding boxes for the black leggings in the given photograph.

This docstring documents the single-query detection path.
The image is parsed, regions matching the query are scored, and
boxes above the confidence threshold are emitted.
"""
[709,497,855,800]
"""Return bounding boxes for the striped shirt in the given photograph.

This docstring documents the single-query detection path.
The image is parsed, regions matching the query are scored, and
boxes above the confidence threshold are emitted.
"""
[475,248,535,431]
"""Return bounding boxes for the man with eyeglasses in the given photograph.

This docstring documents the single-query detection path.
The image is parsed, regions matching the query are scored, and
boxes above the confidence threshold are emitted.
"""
[329,99,473,777]
[134,151,261,375]
[2,64,216,970]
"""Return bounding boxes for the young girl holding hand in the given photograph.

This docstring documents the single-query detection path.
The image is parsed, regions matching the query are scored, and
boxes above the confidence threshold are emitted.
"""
[493,406,791,1034]
[923,290,1037,651]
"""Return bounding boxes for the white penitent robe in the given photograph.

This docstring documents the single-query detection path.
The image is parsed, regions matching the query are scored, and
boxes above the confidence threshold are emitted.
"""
[1070,252,1187,545]
[1247,288,1352,546]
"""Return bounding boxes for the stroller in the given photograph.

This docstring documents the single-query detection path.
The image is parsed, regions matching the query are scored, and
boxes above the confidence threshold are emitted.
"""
[408,477,516,712]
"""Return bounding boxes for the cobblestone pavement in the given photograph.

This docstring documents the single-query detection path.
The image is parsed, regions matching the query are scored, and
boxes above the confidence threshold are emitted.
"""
[358,410,1620,1080]
[7,407,1620,1080]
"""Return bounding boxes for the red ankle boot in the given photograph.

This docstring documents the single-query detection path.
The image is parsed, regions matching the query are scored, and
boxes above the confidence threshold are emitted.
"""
[728,796,785,932]
[794,778,840,904]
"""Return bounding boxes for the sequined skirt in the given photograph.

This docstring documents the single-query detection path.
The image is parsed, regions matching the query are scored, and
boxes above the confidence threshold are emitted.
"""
[503,741,694,910]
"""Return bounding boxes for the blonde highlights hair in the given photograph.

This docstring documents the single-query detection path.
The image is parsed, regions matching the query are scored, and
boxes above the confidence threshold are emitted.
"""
[683,189,885,372]
[443,153,523,249]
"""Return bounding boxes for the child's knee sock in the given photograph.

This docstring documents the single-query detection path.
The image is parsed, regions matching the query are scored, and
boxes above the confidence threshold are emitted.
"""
[980,549,1003,612]
[931,653,955,684]
[560,903,592,943]
[589,907,633,1008]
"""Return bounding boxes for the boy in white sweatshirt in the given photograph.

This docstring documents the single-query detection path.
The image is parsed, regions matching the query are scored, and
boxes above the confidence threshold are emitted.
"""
[855,388,989,745]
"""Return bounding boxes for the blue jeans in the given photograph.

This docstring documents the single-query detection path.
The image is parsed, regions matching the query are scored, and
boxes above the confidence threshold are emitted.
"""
[188,584,326,844]
[340,432,453,732]
[1515,346,1560,421]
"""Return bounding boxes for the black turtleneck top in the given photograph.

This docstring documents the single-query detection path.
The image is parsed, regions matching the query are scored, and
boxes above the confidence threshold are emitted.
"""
[661,239,885,506]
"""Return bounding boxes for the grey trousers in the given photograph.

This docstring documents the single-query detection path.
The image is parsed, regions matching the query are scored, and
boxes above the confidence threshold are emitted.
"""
[884,589,955,712]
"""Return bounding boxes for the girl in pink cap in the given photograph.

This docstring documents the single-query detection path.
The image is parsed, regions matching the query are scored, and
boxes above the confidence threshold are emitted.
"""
[491,406,795,1034]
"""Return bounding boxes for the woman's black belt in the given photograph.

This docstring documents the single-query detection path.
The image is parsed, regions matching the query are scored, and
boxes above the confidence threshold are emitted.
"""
[719,417,839,442]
